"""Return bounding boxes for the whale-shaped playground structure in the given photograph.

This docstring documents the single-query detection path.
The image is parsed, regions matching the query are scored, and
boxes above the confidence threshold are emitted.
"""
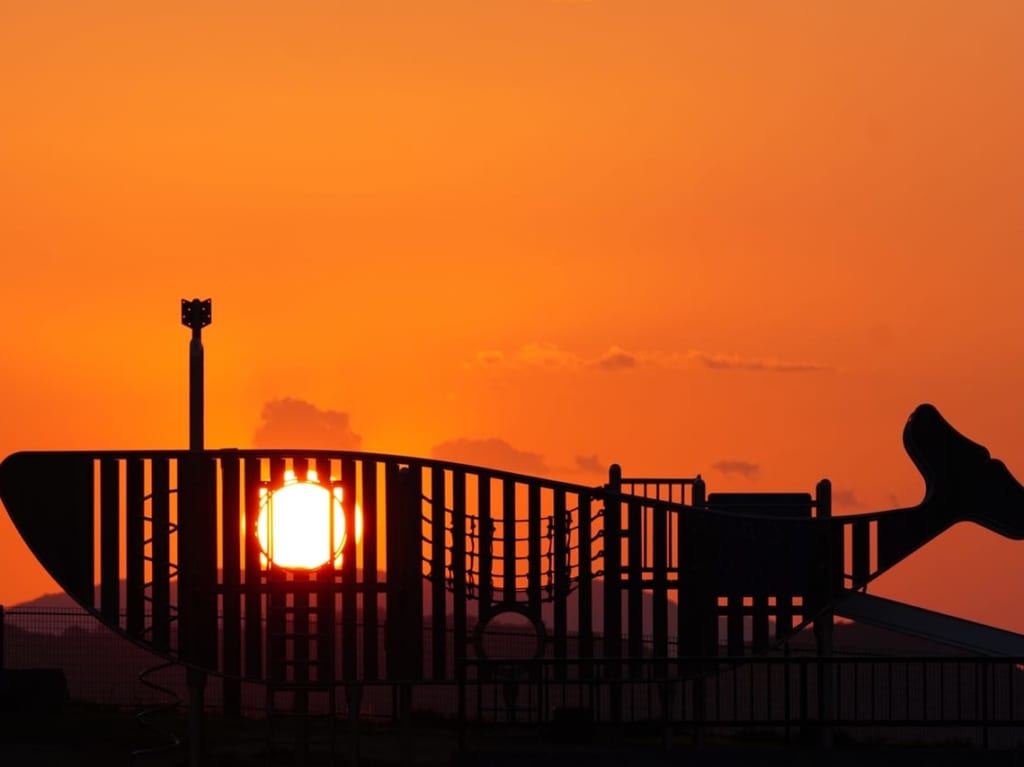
[3,403,1024,701]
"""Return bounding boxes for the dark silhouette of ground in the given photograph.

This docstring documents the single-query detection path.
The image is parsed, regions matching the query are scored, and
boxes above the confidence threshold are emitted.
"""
[3,705,1024,767]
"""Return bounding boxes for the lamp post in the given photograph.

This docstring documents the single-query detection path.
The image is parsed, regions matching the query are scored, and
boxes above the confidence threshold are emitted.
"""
[181,298,211,452]
[181,298,212,767]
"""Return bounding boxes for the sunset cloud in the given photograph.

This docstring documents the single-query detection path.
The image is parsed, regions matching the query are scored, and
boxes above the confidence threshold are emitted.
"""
[712,459,760,479]
[519,343,578,368]
[472,344,826,374]
[253,398,362,450]
[689,351,829,373]
[591,346,639,371]
[431,437,548,475]
[574,453,605,475]
[475,350,506,366]
[472,343,649,372]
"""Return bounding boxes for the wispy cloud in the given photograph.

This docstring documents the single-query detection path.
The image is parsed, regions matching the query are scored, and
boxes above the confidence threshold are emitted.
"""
[475,350,506,366]
[472,344,827,374]
[712,459,760,479]
[519,343,579,367]
[472,343,655,372]
[574,453,605,475]
[592,346,639,371]
[689,351,829,373]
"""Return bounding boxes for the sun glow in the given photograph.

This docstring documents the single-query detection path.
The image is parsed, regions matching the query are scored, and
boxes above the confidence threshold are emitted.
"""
[256,469,360,570]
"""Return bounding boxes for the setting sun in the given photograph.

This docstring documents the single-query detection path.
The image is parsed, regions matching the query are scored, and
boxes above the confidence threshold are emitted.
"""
[256,469,357,570]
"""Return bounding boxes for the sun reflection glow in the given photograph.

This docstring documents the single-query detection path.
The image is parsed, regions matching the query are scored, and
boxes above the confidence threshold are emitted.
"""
[256,469,359,570]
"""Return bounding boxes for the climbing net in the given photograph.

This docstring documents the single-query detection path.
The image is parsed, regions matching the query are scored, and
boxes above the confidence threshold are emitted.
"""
[419,492,590,602]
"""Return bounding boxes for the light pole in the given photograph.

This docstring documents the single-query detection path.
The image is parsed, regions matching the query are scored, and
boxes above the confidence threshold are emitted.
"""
[181,298,211,452]
[181,297,212,767]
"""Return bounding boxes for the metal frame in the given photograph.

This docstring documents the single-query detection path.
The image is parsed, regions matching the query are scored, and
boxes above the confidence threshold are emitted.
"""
[2,404,1024,734]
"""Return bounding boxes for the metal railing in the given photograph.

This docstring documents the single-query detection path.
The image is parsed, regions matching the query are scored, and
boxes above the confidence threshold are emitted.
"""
[455,654,1024,747]
[5,606,1024,747]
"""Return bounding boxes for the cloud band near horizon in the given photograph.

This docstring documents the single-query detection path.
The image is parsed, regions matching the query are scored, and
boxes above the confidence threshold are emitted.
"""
[474,344,829,373]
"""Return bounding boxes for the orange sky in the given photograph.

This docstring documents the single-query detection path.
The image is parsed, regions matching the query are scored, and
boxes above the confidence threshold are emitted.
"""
[2,1,1024,631]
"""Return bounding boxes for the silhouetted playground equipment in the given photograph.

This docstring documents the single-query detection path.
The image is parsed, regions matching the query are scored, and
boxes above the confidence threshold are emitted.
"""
[3,299,1024,761]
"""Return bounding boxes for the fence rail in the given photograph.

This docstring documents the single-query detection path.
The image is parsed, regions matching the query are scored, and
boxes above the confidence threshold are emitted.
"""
[3,606,1024,748]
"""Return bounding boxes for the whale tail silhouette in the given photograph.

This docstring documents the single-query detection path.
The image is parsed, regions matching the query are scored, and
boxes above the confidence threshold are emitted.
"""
[903,403,1024,540]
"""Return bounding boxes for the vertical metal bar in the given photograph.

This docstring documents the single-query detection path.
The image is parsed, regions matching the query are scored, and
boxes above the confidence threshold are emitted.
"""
[675,489,687,671]
[527,483,542,607]
[125,458,145,637]
[604,466,623,669]
[221,453,241,715]
[478,477,493,609]
[430,467,447,679]
[100,458,120,622]
[690,476,715,654]
[384,463,401,681]
[292,458,311,701]
[852,520,869,586]
[752,596,769,654]
[627,499,644,671]
[502,479,516,603]
[341,458,358,680]
[243,457,263,679]
[815,479,834,747]
[684,477,708,744]
[362,459,379,680]
[578,495,593,670]
[727,597,744,657]
[553,489,568,668]
[385,464,423,681]
[452,471,467,681]
[775,596,793,640]
[151,457,171,651]
[316,456,336,686]
[267,458,287,684]
[652,499,668,669]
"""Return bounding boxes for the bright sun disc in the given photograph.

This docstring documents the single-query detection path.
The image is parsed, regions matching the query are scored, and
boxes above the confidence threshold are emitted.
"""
[256,470,347,570]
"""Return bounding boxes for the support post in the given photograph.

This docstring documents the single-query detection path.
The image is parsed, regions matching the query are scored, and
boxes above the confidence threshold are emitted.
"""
[604,464,623,725]
[180,298,212,767]
[683,476,708,748]
[813,478,834,750]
